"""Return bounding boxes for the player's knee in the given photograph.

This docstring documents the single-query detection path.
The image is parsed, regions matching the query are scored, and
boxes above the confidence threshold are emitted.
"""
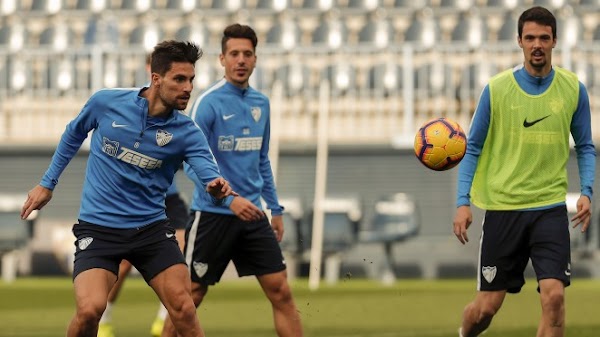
[76,302,105,325]
[267,281,293,305]
[169,299,197,323]
[541,288,565,312]
[465,302,498,323]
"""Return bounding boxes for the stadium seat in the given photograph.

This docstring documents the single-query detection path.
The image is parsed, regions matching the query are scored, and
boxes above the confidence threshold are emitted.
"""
[366,63,403,96]
[450,11,487,47]
[359,192,419,246]
[347,0,381,11]
[175,23,209,48]
[321,63,357,96]
[165,0,198,11]
[209,0,244,13]
[265,20,301,50]
[403,10,440,47]
[30,0,65,14]
[300,0,336,11]
[39,24,75,51]
[256,0,291,12]
[128,23,165,51]
[311,18,349,50]
[83,15,120,46]
[274,63,311,97]
[120,0,156,11]
[75,0,110,12]
[496,11,518,42]
[277,197,305,254]
[0,23,27,51]
[357,18,395,49]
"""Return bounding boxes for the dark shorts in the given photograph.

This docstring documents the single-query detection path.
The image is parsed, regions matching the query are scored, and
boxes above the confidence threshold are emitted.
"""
[165,193,190,230]
[478,205,571,293]
[72,219,186,283]
[184,211,286,285]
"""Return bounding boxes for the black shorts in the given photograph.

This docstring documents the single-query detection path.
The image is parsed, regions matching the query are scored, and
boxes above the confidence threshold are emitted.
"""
[72,219,186,283]
[165,193,189,230]
[478,205,571,293]
[184,211,286,285]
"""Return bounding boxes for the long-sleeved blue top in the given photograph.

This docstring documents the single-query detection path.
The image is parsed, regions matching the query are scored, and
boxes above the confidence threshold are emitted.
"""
[185,79,283,216]
[457,65,596,208]
[40,88,222,228]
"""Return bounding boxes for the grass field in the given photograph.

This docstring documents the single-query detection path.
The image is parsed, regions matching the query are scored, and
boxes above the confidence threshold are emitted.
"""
[1,277,599,337]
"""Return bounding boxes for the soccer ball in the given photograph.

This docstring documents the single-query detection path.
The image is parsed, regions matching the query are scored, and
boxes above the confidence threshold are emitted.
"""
[414,117,467,171]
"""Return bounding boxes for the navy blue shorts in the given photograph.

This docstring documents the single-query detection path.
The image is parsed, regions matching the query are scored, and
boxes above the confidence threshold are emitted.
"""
[478,205,571,293]
[184,211,286,285]
[72,219,186,283]
[165,193,189,230]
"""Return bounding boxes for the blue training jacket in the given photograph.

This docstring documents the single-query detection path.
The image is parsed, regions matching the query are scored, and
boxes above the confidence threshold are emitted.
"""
[40,87,222,228]
[457,65,596,208]
[185,79,283,216]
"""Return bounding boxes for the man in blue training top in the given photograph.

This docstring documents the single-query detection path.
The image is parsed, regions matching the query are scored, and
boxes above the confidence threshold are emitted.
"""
[452,6,595,337]
[21,40,235,337]
[162,24,304,337]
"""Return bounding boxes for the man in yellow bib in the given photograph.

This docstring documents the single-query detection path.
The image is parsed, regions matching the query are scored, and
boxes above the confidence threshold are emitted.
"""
[453,6,596,337]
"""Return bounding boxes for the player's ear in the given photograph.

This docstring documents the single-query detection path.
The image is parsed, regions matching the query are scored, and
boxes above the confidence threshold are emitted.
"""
[219,54,225,66]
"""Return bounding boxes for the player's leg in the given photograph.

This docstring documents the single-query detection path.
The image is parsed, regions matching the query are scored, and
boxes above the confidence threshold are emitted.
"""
[98,260,133,337]
[530,206,570,337]
[161,211,237,337]
[460,290,506,336]
[149,264,204,337]
[235,216,303,337]
[151,193,189,336]
[536,279,565,337]
[67,269,117,337]
[460,210,529,336]
[69,221,123,337]
[257,271,303,337]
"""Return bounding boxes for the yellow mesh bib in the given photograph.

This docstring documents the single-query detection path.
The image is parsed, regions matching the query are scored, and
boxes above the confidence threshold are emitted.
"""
[471,67,579,210]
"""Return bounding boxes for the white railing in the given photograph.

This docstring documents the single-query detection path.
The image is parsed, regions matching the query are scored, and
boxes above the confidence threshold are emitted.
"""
[1,43,599,146]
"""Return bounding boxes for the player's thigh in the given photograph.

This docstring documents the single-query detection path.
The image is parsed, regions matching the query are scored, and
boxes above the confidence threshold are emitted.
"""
[148,263,192,310]
[233,217,286,277]
[73,268,117,312]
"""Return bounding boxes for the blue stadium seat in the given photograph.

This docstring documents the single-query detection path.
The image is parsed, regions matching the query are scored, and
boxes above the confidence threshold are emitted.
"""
[120,0,156,11]
[321,63,357,96]
[166,0,198,11]
[300,0,336,11]
[347,0,381,11]
[256,0,291,11]
[496,11,518,42]
[209,0,244,12]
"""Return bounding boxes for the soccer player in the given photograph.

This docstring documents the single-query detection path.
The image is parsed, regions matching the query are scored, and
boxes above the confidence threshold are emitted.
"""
[20,40,235,337]
[161,24,304,337]
[97,54,192,337]
[452,6,595,337]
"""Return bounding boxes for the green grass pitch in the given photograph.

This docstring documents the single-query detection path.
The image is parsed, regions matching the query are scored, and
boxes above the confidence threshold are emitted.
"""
[1,277,599,336]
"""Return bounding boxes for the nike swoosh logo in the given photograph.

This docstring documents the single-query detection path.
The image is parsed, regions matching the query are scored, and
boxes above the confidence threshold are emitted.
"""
[223,114,235,120]
[112,121,128,128]
[166,233,174,239]
[523,115,550,128]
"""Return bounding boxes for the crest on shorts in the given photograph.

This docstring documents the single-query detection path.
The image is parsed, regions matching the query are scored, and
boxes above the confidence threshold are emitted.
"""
[482,266,497,283]
[251,107,261,122]
[193,261,208,278]
[78,237,93,250]
[156,129,173,147]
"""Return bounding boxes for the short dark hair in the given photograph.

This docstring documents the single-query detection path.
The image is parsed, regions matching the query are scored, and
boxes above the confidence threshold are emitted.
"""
[221,24,258,54]
[150,40,203,75]
[518,6,557,39]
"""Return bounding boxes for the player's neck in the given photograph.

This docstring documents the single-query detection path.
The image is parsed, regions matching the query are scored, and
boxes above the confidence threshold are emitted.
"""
[141,87,170,118]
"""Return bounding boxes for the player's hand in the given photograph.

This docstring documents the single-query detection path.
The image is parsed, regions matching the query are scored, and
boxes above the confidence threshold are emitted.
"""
[21,185,53,220]
[571,195,592,232]
[206,177,238,199]
[453,205,472,245]
[229,196,264,222]
[271,215,284,242]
